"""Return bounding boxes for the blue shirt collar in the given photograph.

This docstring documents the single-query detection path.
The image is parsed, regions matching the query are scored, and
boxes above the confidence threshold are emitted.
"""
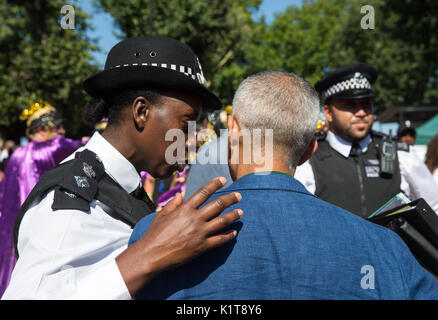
[217,171,315,197]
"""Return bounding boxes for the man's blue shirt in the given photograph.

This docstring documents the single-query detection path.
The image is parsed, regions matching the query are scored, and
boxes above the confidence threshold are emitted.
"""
[129,172,438,299]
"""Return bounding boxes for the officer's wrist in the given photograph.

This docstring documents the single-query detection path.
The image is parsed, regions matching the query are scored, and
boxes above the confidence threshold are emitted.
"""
[115,241,160,297]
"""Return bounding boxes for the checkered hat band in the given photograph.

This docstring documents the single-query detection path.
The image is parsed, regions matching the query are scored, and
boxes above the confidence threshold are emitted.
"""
[322,75,371,100]
[110,62,205,85]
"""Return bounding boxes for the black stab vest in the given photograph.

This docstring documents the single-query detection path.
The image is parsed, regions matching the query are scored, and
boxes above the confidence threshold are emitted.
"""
[309,134,401,218]
[13,152,156,259]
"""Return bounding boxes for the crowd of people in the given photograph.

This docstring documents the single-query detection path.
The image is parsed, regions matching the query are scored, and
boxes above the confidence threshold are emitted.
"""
[1,35,438,300]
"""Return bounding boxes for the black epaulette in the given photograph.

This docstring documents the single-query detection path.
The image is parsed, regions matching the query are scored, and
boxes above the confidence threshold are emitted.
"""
[372,130,410,152]
[315,131,327,141]
[371,130,397,141]
[52,149,106,212]
[14,148,157,259]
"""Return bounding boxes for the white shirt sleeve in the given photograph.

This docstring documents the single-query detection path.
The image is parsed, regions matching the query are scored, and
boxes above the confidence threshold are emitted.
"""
[433,169,438,186]
[294,160,316,194]
[398,147,438,214]
[2,191,132,300]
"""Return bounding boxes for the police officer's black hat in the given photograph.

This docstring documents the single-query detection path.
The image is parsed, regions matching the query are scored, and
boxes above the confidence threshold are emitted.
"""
[315,63,377,103]
[83,36,222,109]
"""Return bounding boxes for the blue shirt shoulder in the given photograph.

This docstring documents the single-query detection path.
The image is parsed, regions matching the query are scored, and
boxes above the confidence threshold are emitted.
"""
[129,173,438,299]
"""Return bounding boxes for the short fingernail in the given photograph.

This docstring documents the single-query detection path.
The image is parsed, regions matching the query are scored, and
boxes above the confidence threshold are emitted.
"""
[235,192,242,201]
[218,177,226,185]
[237,209,243,217]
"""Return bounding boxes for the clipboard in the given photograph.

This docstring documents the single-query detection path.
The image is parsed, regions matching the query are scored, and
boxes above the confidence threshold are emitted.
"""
[368,198,438,277]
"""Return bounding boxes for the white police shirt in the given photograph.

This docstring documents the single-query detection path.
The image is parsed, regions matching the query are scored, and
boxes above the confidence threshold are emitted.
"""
[2,132,141,299]
[295,130,438,214]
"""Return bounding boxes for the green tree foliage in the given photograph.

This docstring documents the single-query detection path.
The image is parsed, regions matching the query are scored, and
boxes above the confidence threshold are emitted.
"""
[244,0,345,85]
[1,0,436,139]
[215,0,346,105]
[0,0,98,139]
[329,0,438,112]
[96,0,262,106]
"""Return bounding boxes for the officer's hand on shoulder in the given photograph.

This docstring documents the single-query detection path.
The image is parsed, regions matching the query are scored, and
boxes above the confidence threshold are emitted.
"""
[116,177,243,297]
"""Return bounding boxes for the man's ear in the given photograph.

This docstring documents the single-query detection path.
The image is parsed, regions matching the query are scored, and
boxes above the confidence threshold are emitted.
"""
[132,96,151,131]
[227,115,235,133]
[323,104,332,123]
[227,115,241,146]
[297,138,318,166]
[227,115,240,181]
[227,115,234,157]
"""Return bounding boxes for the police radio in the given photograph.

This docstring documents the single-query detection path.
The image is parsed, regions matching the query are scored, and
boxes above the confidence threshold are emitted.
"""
[379,131,396,175]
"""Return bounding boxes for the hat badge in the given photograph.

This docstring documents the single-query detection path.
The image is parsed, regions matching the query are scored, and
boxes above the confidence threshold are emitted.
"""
[196,57,207,87]
[353,72,365,86]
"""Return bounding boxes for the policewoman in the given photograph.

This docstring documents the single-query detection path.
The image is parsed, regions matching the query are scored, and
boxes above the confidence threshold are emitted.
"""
[2,36,243,299]
[295,63,438,218]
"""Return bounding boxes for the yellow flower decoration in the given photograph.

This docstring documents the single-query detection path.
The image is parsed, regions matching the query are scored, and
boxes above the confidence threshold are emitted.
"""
[315,119,328,134]
[19,99,52,121]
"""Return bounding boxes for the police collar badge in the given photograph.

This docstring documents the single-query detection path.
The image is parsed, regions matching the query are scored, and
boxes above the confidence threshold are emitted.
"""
[75,176,90,188]
[83,162,96,178]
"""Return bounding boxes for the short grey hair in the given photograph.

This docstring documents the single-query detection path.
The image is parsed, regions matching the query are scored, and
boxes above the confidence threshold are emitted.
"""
[232,70,320,167]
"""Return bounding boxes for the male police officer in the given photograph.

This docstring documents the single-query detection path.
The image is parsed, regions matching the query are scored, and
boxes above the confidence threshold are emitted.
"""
[295,63,438,218]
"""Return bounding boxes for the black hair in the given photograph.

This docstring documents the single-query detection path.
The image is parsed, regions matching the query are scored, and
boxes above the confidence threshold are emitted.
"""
[397,126,416,139]
[82,89,163,127]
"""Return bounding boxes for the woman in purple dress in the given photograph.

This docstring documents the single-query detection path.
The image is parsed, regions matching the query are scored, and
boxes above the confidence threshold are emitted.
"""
[0,100,82,297]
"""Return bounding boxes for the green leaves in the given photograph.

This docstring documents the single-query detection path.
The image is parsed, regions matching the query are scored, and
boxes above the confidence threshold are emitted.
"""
[0,0,98,138]
[329,0,438,112]
[245,0,345,86]
[1,0,436,140]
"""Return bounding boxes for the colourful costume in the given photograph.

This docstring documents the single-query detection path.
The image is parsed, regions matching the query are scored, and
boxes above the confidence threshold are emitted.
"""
[0,101,82,297]
[140,168,188,209]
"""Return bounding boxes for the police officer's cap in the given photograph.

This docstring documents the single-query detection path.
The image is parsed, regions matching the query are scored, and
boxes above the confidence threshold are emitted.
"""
[315,63,377,103]
[83,36,221,110]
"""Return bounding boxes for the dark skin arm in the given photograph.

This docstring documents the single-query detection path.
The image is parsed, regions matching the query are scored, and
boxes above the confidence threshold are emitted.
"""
[116,176,243,297]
